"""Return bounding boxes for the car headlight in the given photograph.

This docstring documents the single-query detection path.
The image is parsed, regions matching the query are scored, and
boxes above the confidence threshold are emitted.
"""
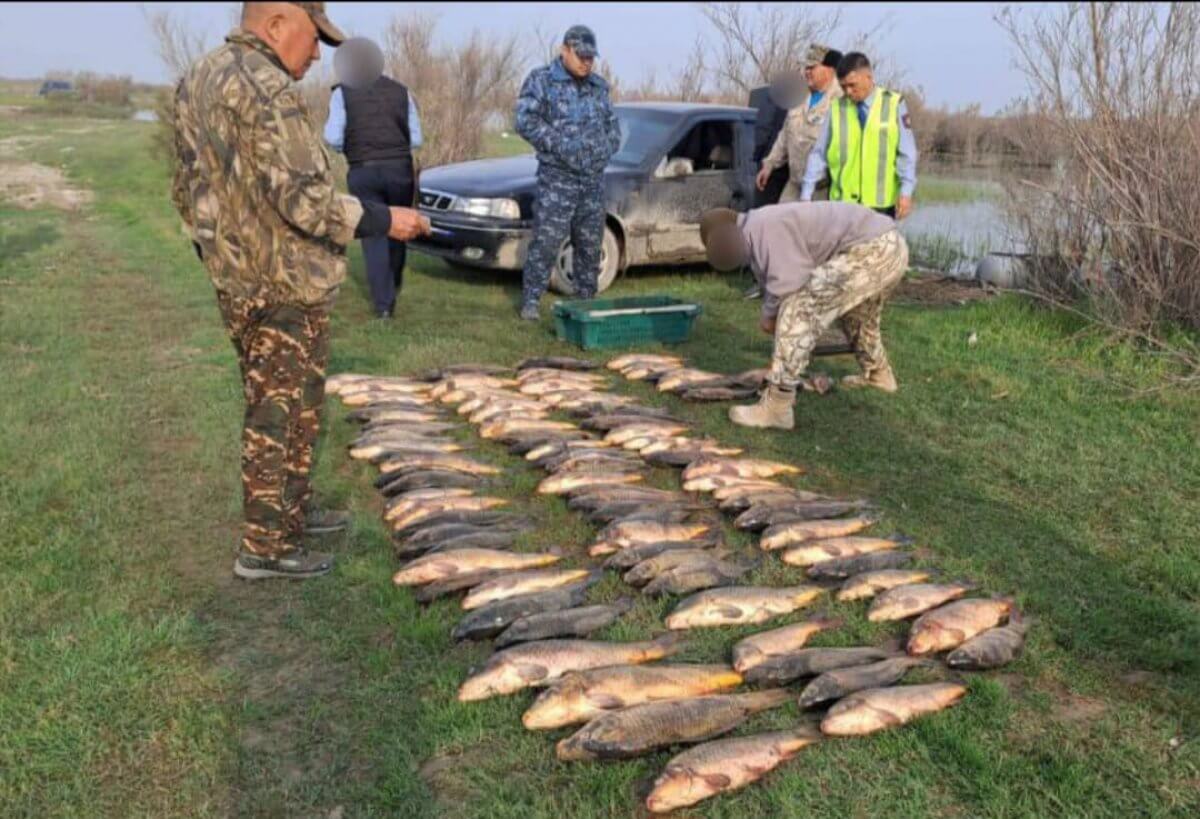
[451,197,521,220]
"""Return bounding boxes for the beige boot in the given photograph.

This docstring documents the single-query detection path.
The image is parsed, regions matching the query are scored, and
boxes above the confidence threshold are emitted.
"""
[728,385,795,430]
[842,365,898,393]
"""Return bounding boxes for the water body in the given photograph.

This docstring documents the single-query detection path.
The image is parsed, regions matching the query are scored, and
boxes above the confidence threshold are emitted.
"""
[901,163,1027,277]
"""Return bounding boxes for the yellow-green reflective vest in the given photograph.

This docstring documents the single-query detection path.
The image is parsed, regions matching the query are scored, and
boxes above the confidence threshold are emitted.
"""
[827,89,902,208]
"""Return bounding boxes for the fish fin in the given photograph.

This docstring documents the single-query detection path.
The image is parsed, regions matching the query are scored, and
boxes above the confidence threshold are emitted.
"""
[515,663,549,683]
[716,604,744,620]
[585,691,625,709]
[886,533,917,546]
[701,772,733,789]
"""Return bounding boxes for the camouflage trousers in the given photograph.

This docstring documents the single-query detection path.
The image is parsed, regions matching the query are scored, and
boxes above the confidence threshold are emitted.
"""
[768,229,908,389]
[522,169,605,306]
[216,291,330,558]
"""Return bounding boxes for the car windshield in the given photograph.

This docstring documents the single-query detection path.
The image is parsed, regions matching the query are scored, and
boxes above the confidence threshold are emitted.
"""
[610,109,677,166]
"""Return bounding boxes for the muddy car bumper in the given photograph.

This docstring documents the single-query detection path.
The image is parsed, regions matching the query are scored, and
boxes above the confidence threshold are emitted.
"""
[410,212,533,271]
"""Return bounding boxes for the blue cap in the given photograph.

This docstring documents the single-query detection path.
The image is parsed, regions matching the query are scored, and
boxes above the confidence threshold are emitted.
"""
[563,25,598,59]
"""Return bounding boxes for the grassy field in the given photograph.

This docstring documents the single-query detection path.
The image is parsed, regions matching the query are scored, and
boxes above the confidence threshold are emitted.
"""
[2,108,1199,818]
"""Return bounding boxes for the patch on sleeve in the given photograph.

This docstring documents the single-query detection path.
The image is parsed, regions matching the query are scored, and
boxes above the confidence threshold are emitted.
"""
[902,113,912,129]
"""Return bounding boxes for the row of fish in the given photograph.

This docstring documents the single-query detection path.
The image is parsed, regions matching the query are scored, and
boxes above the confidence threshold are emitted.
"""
[332,354,1028,814]
[592,364,1031,809]
[605,352,833,400]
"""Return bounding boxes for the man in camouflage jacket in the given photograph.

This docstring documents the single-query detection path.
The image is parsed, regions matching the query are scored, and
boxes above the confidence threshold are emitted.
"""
[515,25,621,319]
[171,2,429,580]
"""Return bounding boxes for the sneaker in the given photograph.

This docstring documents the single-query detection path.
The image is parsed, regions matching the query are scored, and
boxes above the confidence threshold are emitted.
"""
[519,304,540,321]
[742,284,762,300]
[234,547,334,580]
[304,507,352,534]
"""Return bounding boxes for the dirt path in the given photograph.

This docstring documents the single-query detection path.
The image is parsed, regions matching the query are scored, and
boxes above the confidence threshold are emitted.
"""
[77,221,362,816]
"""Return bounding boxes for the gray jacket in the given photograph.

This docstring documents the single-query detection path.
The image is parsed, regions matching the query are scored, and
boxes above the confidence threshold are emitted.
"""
[740,202,896,319]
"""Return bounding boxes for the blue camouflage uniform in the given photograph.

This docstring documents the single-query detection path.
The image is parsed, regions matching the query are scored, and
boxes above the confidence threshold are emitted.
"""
[515,57,621,305]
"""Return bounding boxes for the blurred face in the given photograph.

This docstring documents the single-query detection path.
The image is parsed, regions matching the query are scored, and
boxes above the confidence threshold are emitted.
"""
[560,45,595,79]
[706,224,748,272]
[840,68,875,103]
[805,63,835,93]
[256,5,322,80]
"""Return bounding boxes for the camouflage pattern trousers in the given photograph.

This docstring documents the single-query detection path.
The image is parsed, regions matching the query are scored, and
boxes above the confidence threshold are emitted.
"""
[216,291,330,558]
[522,168,605,306]
[768,229,908,388]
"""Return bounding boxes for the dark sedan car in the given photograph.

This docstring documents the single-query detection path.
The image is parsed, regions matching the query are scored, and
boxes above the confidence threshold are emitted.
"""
[410,103,758,294]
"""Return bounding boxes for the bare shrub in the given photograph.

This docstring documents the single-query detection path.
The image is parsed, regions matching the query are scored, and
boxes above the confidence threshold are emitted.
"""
[383,13,525,168]
[698,1,841,99]
[142,5,216,164]
[73,73,133,107]
[998,1,1200,361]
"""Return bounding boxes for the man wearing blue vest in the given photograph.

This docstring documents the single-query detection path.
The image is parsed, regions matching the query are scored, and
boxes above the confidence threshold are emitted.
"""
[799,52,917,220]
[324,38,423,319]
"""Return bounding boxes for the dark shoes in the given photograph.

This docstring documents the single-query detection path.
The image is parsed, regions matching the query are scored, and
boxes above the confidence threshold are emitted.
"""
[742,284,763,300]
[234,547,334,580]
[519,304,540,321]
[376,309,394,320]
[304,507,352,534]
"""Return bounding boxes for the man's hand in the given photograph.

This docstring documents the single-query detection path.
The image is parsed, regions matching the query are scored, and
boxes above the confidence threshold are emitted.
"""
[388,207,431,241]
[760,315,776,336]
[896,195,913,221]
[755,166,772,192]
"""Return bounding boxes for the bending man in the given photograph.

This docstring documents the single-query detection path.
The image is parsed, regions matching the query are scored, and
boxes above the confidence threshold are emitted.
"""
[700,202,908,430]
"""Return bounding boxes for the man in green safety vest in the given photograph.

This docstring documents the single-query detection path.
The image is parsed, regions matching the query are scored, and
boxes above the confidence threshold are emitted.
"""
[798,52,918,220]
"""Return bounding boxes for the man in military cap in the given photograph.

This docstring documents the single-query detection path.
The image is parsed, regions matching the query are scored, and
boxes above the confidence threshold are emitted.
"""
[515,24,622,320]
[756,44,844,203]
[171,2,431,579]
[700,202,908,430]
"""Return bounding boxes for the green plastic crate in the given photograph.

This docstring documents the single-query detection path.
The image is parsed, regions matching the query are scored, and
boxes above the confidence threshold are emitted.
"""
[552,296,703,350]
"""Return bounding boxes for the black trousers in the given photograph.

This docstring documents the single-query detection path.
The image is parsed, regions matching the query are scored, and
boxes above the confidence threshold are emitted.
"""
[347,159,414,314]
[754,165,789,208]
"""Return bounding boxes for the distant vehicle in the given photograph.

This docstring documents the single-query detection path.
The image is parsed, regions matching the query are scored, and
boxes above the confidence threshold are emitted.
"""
[410,102,757,295]
[38,80,73,96]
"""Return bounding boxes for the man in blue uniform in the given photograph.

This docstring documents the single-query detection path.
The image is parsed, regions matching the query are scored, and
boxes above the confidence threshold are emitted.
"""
[515,25,621,320]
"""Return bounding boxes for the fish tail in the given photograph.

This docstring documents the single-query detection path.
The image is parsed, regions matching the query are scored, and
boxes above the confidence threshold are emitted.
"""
[743,688,793,710]
[647,632,689,659]
[808,613,845,631]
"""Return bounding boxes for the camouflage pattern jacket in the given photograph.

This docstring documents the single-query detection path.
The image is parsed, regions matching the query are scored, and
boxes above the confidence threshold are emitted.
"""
[515,58,621,178]
[762,81,843,182]
[171,29,364,306]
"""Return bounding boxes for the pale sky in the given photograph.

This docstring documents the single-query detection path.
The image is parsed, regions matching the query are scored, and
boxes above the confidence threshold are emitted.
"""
[0,2,1030,114]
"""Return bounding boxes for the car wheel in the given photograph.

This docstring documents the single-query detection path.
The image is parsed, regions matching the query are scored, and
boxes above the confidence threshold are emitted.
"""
[549,226,621,296]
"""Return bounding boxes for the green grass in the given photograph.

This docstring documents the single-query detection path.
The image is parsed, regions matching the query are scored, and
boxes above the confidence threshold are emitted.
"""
[2,109,1199,818]
[917,174,1003,205]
